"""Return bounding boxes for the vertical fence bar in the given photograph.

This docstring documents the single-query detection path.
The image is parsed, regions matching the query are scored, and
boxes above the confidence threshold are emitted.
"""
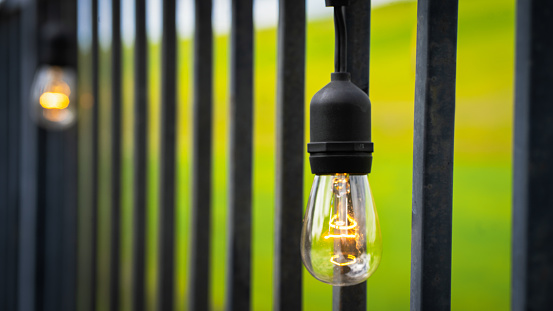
[35,129,47,310]
[273,0,305,310]
[331,1,371,310]
[41,130,78,311]
[41,133,65,311]
[61,1,79,308]
[0,14,21,308]
[61,125,79,310]
[188,0,213,310]
[0,12,22,310]
[6,13,21,311]
[225,0,253,310]
[512,1,553,310]
[18,0,39,309]
[63,139,79,311]
[410,0,458,310]
[0,14,9,311]
[132,0,148,309]
[90,0,100,308]
[157,0,177,308]
[344,0,370,95]
[110,0,122,309]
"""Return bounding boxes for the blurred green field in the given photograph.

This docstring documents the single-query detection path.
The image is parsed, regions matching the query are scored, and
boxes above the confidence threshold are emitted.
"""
[79,0,515,310]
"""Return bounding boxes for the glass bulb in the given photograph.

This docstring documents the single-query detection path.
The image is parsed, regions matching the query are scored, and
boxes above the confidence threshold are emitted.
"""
[301,173,382,286]
[31,65,77,129]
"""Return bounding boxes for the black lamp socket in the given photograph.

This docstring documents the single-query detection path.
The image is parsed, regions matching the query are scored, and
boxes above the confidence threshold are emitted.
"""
[308,72,373,175]
[39,22,77,68]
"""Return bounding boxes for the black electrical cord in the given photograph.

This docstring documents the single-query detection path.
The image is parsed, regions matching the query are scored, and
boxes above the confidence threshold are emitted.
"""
[334,6,347,73]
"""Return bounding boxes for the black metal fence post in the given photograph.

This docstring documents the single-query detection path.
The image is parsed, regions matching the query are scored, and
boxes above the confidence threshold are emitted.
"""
[273,0,306,310]
[17,0,39,309]
[0,8,21,311]
[0,14,10,311]
[90,0,100,309]
[7,18,21,310]
[157,0,177,308]
[410,0,458,310]
[188,0,214,310]
[512,1,553,310]
[40,111,79,311]
[332,1,371,309]
[132,0,148,309]
[110,0,122,309]
[225,0,254,310]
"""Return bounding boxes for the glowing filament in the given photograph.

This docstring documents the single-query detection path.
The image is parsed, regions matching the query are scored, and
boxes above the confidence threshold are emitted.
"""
[40,92,70,109]
[325,214,358,239]
[325,206,359,265]
[324,233,356,239]
[330,254,357,266]
[326,174,360,267]
[329,214,357,230]
[324,214,358,239]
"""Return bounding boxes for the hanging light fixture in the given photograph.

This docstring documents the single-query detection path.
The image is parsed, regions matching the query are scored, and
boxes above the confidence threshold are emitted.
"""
[31,23,77,130]
[300,0,382,286]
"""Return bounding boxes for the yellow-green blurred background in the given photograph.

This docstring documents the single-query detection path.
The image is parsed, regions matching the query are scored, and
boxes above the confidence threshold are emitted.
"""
[77,0,515,310]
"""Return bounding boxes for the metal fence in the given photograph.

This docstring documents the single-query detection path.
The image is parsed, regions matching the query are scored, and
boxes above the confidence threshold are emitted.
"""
[1,0,553,310]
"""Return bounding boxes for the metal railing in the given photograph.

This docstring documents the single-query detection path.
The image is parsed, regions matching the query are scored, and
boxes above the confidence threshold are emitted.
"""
[1,0,553,310]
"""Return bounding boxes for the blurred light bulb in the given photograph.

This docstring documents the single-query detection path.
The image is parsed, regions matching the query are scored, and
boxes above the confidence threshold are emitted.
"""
[301,173,382,286]
[31,65,77,129]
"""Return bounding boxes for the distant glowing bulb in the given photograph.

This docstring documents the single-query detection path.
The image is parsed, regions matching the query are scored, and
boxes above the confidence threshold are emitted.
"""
[39,92,70,109]
[301,173,382,286]
[31,65,77,129]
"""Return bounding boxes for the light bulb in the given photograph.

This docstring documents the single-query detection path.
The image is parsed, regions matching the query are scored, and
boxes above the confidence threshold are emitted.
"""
[301,173,382,286]
[31,65,77,129]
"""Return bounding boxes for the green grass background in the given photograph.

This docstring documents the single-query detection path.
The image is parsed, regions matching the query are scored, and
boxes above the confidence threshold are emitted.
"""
[77,0,515,310]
